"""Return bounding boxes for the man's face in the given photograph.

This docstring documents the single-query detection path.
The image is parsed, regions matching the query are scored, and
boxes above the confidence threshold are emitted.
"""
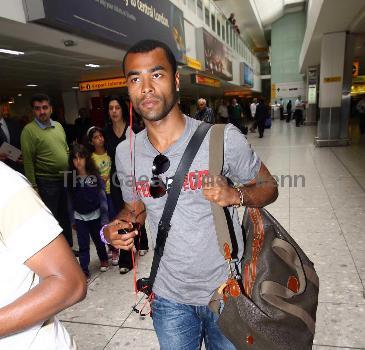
[124,48,179,122]
[198,100,206,110]
[232,98,237,105]
[32,100,52,124]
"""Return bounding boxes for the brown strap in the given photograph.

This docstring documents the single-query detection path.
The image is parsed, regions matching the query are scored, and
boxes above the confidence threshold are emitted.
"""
[260,238,317,334]
[261,283,316,335]
[271,238,306,294]
[209,124,232,256]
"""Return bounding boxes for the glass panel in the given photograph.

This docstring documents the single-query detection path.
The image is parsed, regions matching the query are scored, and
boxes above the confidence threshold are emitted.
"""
[205,7,210,26]
[217,20,221,36]
[211,14,215,32]
[222,24,225,41]
[197,0,203,19]
[226,21,230,44]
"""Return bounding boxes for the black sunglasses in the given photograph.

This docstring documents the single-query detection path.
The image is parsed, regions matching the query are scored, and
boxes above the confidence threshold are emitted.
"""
[150,154,170,198]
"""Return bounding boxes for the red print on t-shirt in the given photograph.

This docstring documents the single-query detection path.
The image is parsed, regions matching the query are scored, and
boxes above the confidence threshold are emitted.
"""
[135,169,209,198]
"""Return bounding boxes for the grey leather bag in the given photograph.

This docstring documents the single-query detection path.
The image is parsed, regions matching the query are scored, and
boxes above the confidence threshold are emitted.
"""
[208,124,319,350]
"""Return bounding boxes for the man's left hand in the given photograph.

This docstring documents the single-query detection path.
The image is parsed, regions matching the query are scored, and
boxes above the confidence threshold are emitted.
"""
[203,176,239,207]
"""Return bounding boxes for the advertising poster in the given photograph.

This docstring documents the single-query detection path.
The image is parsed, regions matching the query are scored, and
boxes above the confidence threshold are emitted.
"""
[202,30,232,81]
[25,0,186,62]
[242,63,253,87]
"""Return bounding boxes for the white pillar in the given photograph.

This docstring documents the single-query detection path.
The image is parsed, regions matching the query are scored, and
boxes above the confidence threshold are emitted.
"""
[315,32,353,146]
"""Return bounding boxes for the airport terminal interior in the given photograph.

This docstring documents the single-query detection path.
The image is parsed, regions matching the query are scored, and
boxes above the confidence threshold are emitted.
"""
[1,0,365,349]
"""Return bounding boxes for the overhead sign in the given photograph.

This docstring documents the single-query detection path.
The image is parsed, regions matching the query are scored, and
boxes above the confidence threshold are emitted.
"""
[224,91,251,97]
[353,61,359,77]
[308,67,318,85]
[24,0,186,63]
[274,82,305,99]
[202,30,232,81]
[191,74,220,88]
[324,76,342,83]
[185,56,202,71]
[79,77,127,91]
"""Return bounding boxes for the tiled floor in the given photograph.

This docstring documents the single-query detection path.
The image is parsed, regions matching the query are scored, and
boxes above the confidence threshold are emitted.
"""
[60,119,365,349]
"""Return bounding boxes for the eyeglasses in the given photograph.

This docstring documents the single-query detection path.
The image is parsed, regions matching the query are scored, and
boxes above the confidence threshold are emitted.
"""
[150,154,170,198]
[33,105,50,111]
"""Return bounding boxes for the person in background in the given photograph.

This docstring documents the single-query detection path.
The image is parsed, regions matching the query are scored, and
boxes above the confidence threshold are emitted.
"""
[103,96,149,274]
[356,96,365,135]
[0,102,23,172]
[294,96,305,127]
[286,100,292,123]
[279,98,284,120]
[68,144,109,280]
[228,98,243,130]
[194,98,215,124]
[256,98,268,138]
[21,93,74,250]
[249,98,258,132]
[74,108,91,144]
[217,99,229,123]
[0,161,86,349]
[87,126,119,266]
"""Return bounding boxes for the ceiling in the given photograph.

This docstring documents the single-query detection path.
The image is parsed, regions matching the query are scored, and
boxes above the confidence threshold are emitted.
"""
[0,17,254,101]
[0,17,126,96]
[251,0,306,28]
[300,0,365,72]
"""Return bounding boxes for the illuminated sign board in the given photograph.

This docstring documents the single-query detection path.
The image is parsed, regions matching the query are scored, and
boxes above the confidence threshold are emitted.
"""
[186,56,202,71]
[191,74,220,88]
[79,77,126,91]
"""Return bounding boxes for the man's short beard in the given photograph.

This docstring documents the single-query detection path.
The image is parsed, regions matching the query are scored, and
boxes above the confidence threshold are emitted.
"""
[136,89,179,122]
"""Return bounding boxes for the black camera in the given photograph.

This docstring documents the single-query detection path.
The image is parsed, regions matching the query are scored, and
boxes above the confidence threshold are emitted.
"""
[136,277,152,296]
[118,222,141,235]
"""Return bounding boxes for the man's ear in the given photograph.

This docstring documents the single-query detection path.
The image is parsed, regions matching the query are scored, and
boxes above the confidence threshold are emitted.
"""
[175,71,180,92]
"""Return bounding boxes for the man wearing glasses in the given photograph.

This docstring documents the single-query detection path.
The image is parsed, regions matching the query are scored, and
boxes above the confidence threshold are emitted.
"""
[21,94,74,249]
[103,40,278,349]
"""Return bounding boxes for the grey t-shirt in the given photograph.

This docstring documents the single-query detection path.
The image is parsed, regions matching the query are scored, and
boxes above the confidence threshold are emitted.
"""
[115,115,261,305]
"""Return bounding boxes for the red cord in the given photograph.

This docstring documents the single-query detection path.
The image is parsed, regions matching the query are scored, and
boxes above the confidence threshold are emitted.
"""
[129,101,154,316]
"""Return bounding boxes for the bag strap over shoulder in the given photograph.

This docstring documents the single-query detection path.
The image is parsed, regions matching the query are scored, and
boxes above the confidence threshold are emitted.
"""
[209,124,232,258]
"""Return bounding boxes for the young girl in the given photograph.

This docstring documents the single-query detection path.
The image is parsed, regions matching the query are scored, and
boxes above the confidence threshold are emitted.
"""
[68,143,109,280]
[87,126,119,265]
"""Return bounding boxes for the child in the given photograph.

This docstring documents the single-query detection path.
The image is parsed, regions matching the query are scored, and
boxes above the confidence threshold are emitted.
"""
[87,126,119,265]
[68,143,109,280]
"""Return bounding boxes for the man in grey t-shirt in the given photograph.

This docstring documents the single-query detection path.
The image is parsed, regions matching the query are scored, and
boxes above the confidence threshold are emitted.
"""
[104,40,278,350]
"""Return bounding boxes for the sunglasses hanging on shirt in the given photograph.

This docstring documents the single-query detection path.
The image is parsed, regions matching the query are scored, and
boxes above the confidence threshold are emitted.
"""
[150,154,170,198]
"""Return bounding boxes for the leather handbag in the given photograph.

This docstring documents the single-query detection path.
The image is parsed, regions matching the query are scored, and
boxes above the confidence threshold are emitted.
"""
[208,124,319,350]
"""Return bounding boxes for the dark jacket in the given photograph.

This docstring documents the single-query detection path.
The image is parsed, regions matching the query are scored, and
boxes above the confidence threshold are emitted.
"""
[256,102,268,123]
[194,107,215,123]
[0,117,23,172]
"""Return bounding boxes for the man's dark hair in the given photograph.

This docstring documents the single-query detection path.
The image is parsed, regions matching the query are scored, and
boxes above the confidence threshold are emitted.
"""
[30,93,52,108]
[122,39,177,76]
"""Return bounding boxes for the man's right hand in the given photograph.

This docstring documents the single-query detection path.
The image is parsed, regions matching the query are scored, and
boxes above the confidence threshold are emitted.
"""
[103,220,138,251]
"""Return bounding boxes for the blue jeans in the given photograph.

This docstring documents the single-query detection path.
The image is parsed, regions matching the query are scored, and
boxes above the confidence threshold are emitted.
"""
[152,295,235,350]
